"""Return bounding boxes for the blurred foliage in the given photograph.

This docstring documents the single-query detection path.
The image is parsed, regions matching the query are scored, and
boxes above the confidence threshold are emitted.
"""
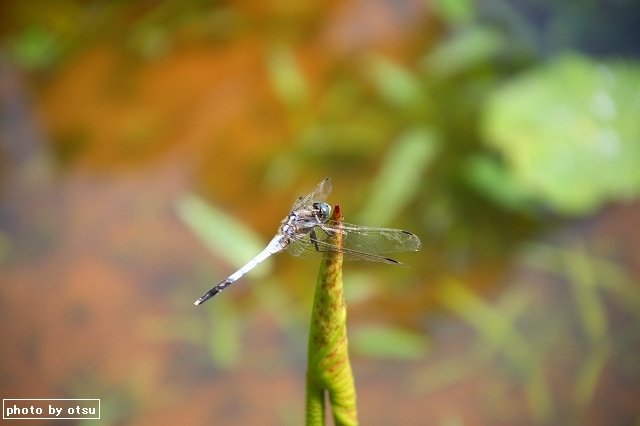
[523,242,640,325]
[350,325,430,360]
[207,296,242,368]
[477,54,640,214]
[266,45,310,108]
[176,194,274,278]
[356,127,440,227]
[11,26,63,70]
[435,278,554,422]
[1,0,242,69]
[417,239,640,424]
[5,0,637,232]
[422,26,507,77]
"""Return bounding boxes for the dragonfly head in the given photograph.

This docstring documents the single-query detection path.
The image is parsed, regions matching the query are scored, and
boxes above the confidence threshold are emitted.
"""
[312,202,332,221]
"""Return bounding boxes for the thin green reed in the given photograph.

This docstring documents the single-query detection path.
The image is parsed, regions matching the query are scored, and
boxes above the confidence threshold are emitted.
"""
[306,204,358,426]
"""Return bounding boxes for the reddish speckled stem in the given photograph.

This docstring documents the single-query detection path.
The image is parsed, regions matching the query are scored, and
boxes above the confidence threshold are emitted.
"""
[305,205,358,426]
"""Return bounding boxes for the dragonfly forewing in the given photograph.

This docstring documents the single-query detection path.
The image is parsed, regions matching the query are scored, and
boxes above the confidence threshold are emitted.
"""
[286,233,409,265]
[292,177,332,210]
[324,221,422,254]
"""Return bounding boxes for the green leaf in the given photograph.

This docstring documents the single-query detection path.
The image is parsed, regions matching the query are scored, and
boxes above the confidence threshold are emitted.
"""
[13,26,62,70]
[266,45,309,107]
[357,127,440,226]
[175,194,273,277]
[464,155,534,213]
[422,26,506,76]
[432,0,475,26]
[366,55,423,107]
[574,340,610,409]
[480,53,640,214]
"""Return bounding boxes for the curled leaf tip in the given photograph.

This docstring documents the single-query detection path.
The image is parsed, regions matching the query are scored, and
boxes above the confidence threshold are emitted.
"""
[333,204,342,221]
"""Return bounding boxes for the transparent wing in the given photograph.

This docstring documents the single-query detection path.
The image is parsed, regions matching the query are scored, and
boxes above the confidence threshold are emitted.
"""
[286,229,405,265]
[291,177,333,210]
[285,222,421,265]
[323,221,422,254]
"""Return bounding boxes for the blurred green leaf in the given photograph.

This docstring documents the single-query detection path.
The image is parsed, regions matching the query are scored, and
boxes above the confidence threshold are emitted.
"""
[422,26,506,76]
[350,325,429,360]
[562,243,608,343]
[357,127,440,226]
[367,54,423,107]
[432,0,475,26]
[264,153,303,193]
[464,155,534,213]
[437,279,555,421]
[176,194,273,277]
[525,241,640,322]
[494,285,534,321]
[524,365,555,424]
[129,26,171,58]
[435,278,533,373]
[574,340,611,409]
[481,53,640,214]
[595,262,640,321]
[298,122,389,158]
[13,26,62,70]
[266,45,309,107]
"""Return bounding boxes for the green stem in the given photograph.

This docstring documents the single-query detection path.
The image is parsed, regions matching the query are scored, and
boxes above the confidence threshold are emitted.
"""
[305,381,325,425]
[305,205,358,426]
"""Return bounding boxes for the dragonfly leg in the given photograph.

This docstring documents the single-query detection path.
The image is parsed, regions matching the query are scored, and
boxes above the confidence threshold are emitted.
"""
[310,228,321,252]
[309,227,338,253]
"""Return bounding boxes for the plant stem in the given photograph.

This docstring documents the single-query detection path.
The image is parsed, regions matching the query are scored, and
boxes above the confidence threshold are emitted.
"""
[305,204,358,426]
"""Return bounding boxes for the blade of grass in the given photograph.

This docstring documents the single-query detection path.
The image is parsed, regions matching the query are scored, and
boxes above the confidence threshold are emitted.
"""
[435,278,554,423]
[435,278,534,372]
[574,339,611,409]
[176,194,273,278]
[523,241,640,320]
[562,242,608,343]
[357,127,440,227]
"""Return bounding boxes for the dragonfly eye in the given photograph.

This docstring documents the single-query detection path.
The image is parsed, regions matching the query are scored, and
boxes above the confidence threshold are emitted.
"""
[315,202,331,220]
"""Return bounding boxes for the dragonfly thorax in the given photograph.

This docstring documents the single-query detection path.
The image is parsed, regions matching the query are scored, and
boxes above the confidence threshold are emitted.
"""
[278,202,329,241]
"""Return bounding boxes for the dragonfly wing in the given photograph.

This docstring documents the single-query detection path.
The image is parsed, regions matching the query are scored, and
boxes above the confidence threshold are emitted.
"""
[321,221,422,254]
[286,228,407,265]
[292,177,333,210]
[286,228,332,259]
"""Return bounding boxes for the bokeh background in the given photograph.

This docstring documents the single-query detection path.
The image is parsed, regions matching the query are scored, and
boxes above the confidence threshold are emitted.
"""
[1,0,640,425]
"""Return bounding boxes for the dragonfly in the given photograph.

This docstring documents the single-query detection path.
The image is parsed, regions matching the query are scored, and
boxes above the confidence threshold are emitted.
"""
[195,177,421,305]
